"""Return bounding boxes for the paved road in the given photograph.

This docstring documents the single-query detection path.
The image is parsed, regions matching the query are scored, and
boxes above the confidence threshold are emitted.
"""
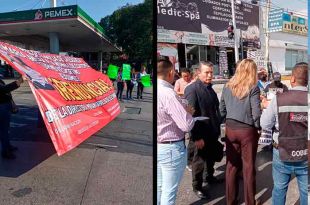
[175,82,301,205]
[0,80,153,205]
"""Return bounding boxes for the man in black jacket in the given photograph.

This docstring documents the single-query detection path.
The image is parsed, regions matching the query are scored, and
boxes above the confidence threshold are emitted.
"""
[184,61,222,198]
[0,76,24,159]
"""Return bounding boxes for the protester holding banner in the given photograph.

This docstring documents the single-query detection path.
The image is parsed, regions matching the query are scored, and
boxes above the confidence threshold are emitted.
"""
[137,66,147,99]
[116,68,125,101]
[107,64,119,86]
[260,63,308,205]
[126,68,136,100]
[0,76,25,159]
[219,59,261,205]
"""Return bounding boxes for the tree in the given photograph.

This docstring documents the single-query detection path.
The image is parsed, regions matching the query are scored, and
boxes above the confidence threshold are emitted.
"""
[99,0,152,66]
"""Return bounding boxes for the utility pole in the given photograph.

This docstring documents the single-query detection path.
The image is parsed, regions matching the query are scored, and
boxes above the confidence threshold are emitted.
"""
[231,0,239,63]
[265,0,271,72]
[50,0,57,7]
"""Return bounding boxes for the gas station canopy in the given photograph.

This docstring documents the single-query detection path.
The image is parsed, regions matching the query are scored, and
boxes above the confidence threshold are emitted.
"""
[0,5,120,53]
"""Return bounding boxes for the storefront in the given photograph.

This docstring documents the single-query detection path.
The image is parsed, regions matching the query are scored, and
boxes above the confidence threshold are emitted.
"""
[261,8,307,75]
[0,5,120,77]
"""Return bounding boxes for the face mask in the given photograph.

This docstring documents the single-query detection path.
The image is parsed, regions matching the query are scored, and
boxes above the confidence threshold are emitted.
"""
[261,76,267,81]
[275,81,281,86]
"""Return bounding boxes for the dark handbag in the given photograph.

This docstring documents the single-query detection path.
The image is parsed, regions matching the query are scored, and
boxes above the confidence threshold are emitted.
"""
[11,99,19,114]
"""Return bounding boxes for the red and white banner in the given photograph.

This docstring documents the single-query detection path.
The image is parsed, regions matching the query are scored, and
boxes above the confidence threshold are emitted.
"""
[0,42,120,156]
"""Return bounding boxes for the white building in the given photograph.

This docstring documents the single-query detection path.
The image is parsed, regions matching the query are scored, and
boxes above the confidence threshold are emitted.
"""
[260,8,307,75]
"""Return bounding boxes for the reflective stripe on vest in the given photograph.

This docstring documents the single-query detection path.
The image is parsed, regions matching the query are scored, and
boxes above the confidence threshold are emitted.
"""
[278,106,308,113]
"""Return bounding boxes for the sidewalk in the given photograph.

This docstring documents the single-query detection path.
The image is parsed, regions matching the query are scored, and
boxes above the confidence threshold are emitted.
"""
[176,144,300,205]
[0,80,153,205]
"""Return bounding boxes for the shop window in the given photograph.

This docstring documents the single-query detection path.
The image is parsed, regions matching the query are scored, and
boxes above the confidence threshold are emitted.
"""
[186,44,199,69]
[199,46,207,62]
[285,49,307,71]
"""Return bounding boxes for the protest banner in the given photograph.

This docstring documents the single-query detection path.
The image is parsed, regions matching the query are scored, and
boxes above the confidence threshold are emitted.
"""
[141,74,151,87]
[107,64,119,79]
[258,129,273,145]
[122,64,131,80]
[0,41,121,156]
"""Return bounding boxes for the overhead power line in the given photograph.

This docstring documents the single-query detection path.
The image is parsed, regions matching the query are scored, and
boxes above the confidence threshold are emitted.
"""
[13,0,38,11]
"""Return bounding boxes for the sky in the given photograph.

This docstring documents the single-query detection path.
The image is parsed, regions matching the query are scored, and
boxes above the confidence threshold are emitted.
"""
[0,0,144,22]
[271,0,307,17]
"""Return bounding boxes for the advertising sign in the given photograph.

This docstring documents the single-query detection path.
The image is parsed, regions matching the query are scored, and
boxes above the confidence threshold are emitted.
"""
[0,5,77,24]
[268,8,284,32]
[247,50,266,70]
[158,29,210,45]
[0,42,120,156]
[219,47,228,75]
[209,33,235,47]
[282,13,308,36]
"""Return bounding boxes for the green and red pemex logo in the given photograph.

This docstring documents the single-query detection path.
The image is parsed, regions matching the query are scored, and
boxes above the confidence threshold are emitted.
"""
[34,10,43,20]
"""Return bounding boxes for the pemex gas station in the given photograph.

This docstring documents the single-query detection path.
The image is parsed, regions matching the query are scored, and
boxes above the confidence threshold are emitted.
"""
[0,0,120,76]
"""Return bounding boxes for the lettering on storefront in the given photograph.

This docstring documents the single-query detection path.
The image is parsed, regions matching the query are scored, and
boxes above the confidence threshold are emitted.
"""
[283,22,308,35]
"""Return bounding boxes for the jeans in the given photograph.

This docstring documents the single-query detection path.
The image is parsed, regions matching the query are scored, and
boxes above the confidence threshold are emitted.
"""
[126,81,134,99]
[272,148,308,205]
[137,82,144,98]
[157,141,187,205]
[0,103,12,153]
[116,82,124,100]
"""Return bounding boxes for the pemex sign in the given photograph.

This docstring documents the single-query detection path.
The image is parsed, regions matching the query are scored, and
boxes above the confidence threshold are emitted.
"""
[34,7,75,20]
[0,5,77,24]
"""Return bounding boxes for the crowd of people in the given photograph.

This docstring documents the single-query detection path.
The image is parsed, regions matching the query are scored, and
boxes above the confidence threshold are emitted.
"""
[115,66,147,101]
[157,57,308,205]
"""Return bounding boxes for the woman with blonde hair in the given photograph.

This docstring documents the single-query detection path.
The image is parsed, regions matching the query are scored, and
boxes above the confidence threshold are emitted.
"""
[220,59,261,205]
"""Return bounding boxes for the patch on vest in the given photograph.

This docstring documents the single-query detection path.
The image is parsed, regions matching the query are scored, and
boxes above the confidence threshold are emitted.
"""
[291,149,308,157]
[289,113,307,122]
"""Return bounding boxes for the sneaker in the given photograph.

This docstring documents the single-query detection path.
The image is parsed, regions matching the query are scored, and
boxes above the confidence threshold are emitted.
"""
[186,165,192,172]
[193,189,209,199]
